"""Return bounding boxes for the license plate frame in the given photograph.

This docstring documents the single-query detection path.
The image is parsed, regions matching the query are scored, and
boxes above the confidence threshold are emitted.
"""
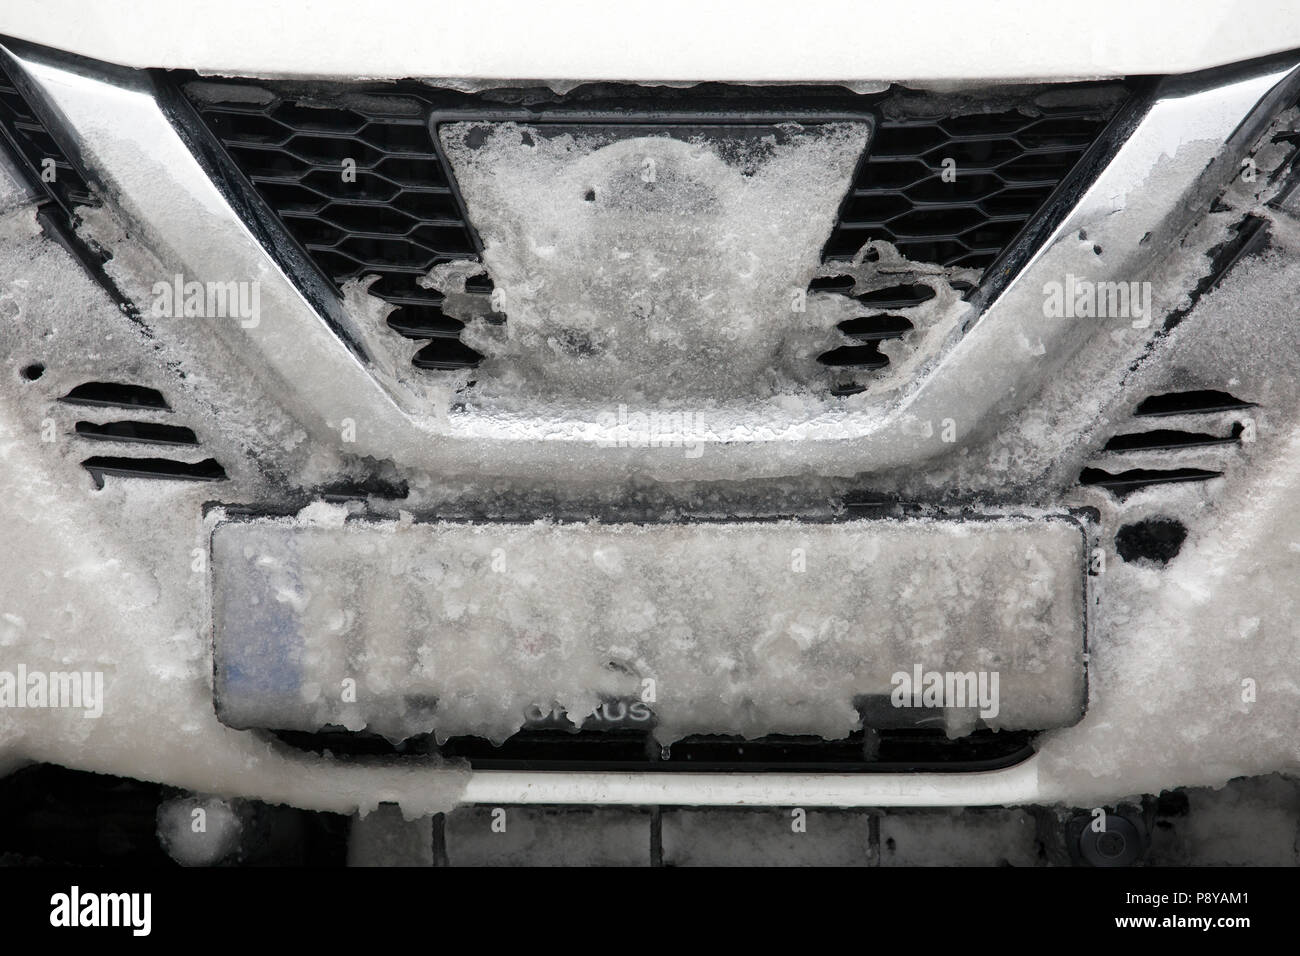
[211,512,1089,746]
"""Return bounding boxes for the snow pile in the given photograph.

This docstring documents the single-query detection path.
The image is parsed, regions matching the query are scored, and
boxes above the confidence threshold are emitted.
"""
[0,185,471,820]
[156,795,241,866]
[436,121,869,404]
[1036,241,1300,804]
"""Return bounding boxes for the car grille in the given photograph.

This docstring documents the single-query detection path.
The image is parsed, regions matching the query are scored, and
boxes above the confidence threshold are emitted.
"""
[0,51,146,322]
[0,58,97,216]
[180,84,484,370]
[274,725,1037,773]
[822,103,1121,267]
[178,79,1128,374]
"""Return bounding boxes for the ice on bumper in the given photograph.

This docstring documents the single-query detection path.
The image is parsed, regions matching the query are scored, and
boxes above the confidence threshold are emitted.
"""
[211,514,1088,745]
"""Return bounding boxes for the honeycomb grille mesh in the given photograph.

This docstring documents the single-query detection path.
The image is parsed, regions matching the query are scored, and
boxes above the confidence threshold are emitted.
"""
[187,89,484,369]
[823,106,1115,268]
[0,59,98,216]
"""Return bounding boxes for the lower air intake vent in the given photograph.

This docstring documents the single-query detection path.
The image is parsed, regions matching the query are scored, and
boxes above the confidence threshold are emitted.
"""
[1080,389,1255,497]
[60,380,227,488]
[810,276,931,384]
[274,723,1036,773]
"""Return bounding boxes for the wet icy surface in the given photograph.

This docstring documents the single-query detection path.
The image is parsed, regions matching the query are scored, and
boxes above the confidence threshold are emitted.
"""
[436,120,869,405]
[211,513,1087,744]
[0,89,1298,817]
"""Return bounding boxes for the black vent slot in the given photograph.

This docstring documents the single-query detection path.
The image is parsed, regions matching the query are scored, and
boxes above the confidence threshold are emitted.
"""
[824,102,1119,268]
[82,456,227,489]
[1134,389,1256,417]
[274,725,1034,773]
[183,83,486,370]
[74,420,198,446]
[837,314,914,342]
[0,764,348,867]
[1082,389,1254,497]
[818,343,890,370]
[817,315,908,378]
[65,382,227,488]
[1079,467,1222,497]
[1102,423,1243,452]
[413,338,485,370]
[384,302,464,339]
[59,382,169,411]
[813,282,928,386]
[853,283,936,309]
[809,274,856,293]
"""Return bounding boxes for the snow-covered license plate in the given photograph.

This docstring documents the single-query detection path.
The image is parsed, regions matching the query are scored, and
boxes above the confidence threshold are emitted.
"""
[210,515,1088,744]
